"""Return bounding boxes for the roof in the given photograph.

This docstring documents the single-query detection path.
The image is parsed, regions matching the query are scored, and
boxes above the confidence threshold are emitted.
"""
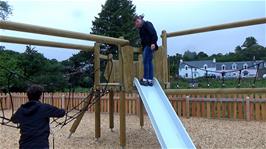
[179,60,216,69]
[179,60,265,70]
[216,60,264,70]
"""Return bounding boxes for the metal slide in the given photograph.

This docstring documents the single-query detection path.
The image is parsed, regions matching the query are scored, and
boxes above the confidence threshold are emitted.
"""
[134,78,196,149]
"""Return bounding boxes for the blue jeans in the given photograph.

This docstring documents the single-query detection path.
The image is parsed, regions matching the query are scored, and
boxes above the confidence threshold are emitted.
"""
[143,46,154,80]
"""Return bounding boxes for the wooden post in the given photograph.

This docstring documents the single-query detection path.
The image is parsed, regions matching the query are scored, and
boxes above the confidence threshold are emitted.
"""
[109,89,114,131]
[118,38,126,147]
[137,53,144,128]
[139,98,144,128]
[119,91,126,147]
[246,96,250,121]
[186,96,190,118]
[94,43,101,139]
[68,94,93,138]
[138,54,143,79]
[95,91,101,139]
[121,46,134,92]
[161,30,169,88]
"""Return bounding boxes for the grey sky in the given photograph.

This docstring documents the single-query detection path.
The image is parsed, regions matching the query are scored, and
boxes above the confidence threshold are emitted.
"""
[1,0,266,61]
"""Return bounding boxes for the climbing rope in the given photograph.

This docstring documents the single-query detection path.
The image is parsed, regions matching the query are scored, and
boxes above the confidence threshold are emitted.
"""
[0,54,113,130]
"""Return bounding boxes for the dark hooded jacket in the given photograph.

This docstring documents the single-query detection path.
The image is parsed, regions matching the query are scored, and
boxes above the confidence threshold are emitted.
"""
[139,21,158,49]
[11,100,65,149]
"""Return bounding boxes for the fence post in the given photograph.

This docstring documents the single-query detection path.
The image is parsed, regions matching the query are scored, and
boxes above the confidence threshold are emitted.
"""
[6,93,11,110]
[246,96,250,121]
[61,94,65,109]
[186,96,190,118]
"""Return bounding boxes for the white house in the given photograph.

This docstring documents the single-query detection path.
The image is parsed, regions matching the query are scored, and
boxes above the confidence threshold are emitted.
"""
[178,59,265,79]
[179,59,217,79]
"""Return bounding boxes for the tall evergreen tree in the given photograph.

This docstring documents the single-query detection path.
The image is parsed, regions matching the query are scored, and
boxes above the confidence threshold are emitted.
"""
[91,0,139,55]
[0,0,12,20]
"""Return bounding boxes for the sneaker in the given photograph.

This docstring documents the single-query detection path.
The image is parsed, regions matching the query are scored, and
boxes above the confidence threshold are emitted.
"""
[148,81,153,86]
[139,79,148,86]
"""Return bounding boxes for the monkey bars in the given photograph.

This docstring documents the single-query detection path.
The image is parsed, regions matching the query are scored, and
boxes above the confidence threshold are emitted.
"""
[0,35,94,51]
[167,17,266,37]
[0,21,130,45]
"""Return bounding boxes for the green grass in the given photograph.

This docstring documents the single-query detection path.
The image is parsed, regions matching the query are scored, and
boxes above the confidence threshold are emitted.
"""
[170,78,266,89]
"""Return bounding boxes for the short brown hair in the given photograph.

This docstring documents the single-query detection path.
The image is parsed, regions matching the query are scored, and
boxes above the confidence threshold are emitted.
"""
[27,85,44,101]
[134,15,144,22]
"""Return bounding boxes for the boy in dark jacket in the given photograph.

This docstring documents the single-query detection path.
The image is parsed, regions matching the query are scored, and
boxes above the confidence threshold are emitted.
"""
[11,85,65,149]
[134,15,158,86]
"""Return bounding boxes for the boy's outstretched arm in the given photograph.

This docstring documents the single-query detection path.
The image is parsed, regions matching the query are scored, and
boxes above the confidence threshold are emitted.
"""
[44,104,65,118]
[10,112,19,123]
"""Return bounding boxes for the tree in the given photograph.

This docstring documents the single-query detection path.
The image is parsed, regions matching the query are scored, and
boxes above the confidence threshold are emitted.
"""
[62,51,94,89]
[196,52,208,59]
[17,46,67,91]
[91,0,139,55]
[0,1,12,20]
[18,46,48,78]
[242,36,257,48]
[168,53,182,78]
[234,46,242,53]
[0,49,22,91]
[183,50,197,61]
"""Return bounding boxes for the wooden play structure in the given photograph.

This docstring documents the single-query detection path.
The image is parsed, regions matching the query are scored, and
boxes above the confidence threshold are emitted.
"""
[0,20,169,147]
[0,17,266,147]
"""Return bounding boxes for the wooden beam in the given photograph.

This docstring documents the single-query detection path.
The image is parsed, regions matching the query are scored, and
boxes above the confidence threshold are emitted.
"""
[68,94,93,138]
[98,83,121,86]
[94,43,101,139]
[0,35,94,51]
[0,21,130,45]
[167,18,266,38]
[118,38,126,147]
[99,54,112,60]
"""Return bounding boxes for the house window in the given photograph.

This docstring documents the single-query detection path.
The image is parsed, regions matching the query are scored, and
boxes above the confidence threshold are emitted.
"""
[194,68,197,71]
[185,73,188,78]
[232,63,237,70]
[204,64,208,70]
[194,73,196,77]
[185,65,188,70]
[243,64,248,69]
[222,65,226,70]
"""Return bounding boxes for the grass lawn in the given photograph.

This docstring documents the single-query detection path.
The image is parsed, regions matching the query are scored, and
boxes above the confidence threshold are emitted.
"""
[170,77,266,89]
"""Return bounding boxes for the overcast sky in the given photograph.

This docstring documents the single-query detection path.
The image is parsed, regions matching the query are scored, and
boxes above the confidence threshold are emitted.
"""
[1,0,266,61]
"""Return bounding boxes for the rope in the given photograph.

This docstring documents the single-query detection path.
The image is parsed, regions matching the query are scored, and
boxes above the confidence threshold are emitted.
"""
[49,57,113,129]
[0,54,113,130]
[252,63,260,87]
[182,61,264,88]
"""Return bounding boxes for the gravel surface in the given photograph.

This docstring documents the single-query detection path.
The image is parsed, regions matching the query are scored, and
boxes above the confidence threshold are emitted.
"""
[1,111,266,149]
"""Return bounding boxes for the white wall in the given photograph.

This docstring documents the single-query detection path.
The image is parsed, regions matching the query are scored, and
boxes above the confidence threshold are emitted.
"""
[179,67,216,79]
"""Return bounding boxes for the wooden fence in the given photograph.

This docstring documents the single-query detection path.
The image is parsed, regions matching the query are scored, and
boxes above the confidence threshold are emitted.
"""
[1,89,266,121]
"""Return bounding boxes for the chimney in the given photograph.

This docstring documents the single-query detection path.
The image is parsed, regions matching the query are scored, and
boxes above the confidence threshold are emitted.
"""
[213,58,216,63]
